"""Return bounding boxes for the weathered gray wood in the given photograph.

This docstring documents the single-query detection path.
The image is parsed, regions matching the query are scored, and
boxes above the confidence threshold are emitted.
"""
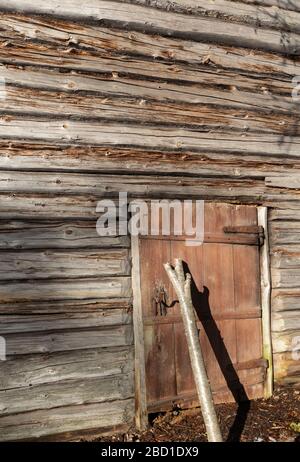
[0,0,298,54]
[0,346,133,390]
[0,43,294,97]
[0,373,134,415]
[1,192,300,226]
[2,118,300,158]
[270,208,300,221]
[0,194,117,219]
[1,13,299,76]
[0,345,133,389]
[272,310,300,332]
[131,236,148,430]
[272,288,300,311]
[0,171,272,196]
[272,268,300,288]
[272,330,300,353]
[0,310,132,334]
[1,85,298,136]
[2,171,300,207]
[0,187,299,218]
[4,324,133,356]
[240,0,300,13]
[1,143,299,180]
[0,221,129,249]
[273,352,300,386]
[270,223,300,245]
[0,67,297,116]
[266,176,300,189]
[122,0,300,33]
[0,277,132,302]
[0,398,134,441]
[271,246,300,268]
[0,298,131,315]
[0,249,130,280]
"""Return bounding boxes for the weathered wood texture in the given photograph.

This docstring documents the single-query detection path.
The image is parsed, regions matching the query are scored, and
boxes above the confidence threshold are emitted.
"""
[0,0,299,441]
[0,0,300,54]
[0,399,134,442]
[270,210,300,387]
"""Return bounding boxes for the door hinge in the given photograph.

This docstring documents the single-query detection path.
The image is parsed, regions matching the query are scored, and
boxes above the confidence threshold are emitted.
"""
[223,225,265,246]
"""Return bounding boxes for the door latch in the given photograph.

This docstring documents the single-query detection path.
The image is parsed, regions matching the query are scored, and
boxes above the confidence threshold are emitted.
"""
[153,283,168,316]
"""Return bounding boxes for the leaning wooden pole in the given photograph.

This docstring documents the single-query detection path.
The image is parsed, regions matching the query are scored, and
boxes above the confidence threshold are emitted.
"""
[164,258,223,442]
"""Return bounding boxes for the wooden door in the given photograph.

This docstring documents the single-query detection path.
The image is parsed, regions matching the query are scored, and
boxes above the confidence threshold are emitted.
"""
[139,203,266,413]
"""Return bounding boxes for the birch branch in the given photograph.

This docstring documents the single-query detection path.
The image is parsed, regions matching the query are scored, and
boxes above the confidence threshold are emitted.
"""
[164,258,223,442]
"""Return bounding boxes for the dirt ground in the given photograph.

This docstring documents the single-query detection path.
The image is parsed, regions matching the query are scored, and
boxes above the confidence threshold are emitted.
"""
[97,387,300,443]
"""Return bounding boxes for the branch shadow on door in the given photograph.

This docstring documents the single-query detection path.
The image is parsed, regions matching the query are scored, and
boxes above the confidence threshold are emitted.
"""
[182,261,251,442]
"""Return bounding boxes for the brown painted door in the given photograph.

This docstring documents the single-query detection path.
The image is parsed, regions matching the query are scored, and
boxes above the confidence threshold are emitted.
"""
[140,203,266,413]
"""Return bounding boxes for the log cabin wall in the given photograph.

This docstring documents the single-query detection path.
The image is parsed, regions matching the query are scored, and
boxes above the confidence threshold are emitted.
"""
[0,0,299,440]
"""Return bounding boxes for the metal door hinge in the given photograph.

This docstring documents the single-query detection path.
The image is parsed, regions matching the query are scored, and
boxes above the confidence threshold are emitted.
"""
[223,225,265,246]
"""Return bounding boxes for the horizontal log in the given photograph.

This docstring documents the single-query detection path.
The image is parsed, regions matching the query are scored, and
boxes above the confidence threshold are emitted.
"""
[0,310,132,334]
[0,249,130,280]
[0,171,266,195]
[1,143,299,179]
[270,208,300,221]
[271,247,300,268]
[272,288,300,311]
[0,298,131,315]
[0,0,299,54]
[0,374,134,416]
[273,352,300,383]
[0,194,299,225]
[276,376,300,387]
[0,187,298,221]
[125,0,300,34]
[0,66,294,116]
[0,116,300,158]
[270,222,300,245]
[272,268,300,288]
[1,118,300,158]
[0,35,285,100]
[0,398,134,441]
[272,310,300,331]
[1,84,297,135]
[266,176,300,189]
[1,13,298,77]
[2,171,300,205]
[0,346,134,390]
[0,277,132,302]
[272,330,300,353]
[0,220,129,249]
[4,324,133,355]
[0,194,115,219]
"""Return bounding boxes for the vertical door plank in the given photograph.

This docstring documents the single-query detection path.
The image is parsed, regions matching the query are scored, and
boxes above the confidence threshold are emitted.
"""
[171,242,204,397]
[139,238,171,318]
[144,323,176,404]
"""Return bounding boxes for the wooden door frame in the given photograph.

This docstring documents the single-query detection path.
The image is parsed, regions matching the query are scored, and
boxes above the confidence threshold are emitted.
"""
[258,207,273,398]
[131,235,148,430]
[132,205,273,429]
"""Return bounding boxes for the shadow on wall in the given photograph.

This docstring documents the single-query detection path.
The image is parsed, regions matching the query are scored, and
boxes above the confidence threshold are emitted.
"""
[182,261,251,442]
